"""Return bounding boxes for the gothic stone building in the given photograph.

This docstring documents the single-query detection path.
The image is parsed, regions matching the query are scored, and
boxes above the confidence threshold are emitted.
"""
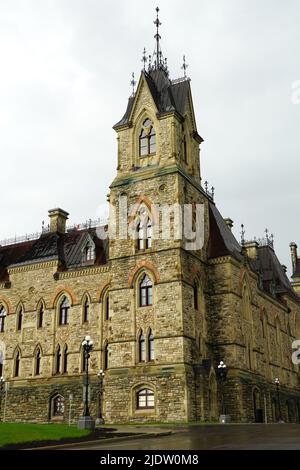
[1,38,300,425]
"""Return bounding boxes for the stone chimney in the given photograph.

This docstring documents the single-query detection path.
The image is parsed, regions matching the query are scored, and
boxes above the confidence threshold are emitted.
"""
[290,242,298,274]
[48,208,69,234]
[224,218,234,231]
[244,240,259,259]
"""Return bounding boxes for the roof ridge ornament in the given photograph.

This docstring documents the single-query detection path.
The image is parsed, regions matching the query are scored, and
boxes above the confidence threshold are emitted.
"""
[146,6,168,75]
[130,72,136,96]
[181,55,189,79]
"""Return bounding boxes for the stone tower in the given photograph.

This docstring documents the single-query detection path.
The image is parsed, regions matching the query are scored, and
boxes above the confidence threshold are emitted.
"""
[102,7,217,423]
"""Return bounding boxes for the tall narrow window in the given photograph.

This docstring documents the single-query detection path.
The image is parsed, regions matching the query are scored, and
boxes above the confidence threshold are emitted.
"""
[193,282,198,310]
[17,308,23,331]
[63,346,68,373]
[83,298,89,323]
[104,294,110,320]
[55,346,61,374]
[183,136,187,163]
[35,348,41,375]
[38,305,44,328]
[14,351,20,377]
[139,274,153,307]
[137,217,152,250]
[137,389,154,409]
[59,297,70,325]
[139,119,156,156]
[104,344,109,370]
[148,330,154,361]
[0,306,6,333]
[139,332,146,362]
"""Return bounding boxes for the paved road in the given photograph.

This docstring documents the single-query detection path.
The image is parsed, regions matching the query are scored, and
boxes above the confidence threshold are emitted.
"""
[64,424,300,450]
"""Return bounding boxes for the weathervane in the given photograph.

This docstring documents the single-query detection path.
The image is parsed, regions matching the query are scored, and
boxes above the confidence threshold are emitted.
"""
[182,55,189,79]
[154,6,162,68]
[130,72,136,96]
[141,47,147,70]
[241,224,246,246]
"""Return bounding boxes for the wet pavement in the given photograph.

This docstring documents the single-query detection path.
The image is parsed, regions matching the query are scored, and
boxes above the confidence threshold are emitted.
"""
[63,424,300,450]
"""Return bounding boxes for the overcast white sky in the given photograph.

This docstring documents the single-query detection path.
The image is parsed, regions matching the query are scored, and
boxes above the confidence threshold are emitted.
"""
[0,0,299,274]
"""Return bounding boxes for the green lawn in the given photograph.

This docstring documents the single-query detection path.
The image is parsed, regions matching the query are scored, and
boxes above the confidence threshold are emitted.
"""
[0,423,91,448]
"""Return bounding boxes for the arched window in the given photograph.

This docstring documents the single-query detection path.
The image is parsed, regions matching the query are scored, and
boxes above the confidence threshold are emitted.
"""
[0,305,6,333]
[193,282,198,310]
[104,294,110,320]
[52,395,65,417]
[17,308,23,331]
[137,388,154,409]
[139,331,146,362]
[83,244,95,263]
[14,350,20,377]
[137,217,152,250]
[55,346,61,374]
[83,297,89,323]
[59,296,70,325]
[139,119,156,156]
[148,330,154,361]
[104,344,109,370]
[38,304,44,329]
[35,348,41,376]
[63,345,68,374]
[139,274,153,307]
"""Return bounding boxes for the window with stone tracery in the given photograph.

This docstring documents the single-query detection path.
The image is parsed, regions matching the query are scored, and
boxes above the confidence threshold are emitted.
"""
[139,119,156,156]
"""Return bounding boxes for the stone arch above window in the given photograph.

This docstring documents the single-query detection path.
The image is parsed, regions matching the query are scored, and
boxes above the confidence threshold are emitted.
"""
[128,261,160,288]
[139,118,156,156]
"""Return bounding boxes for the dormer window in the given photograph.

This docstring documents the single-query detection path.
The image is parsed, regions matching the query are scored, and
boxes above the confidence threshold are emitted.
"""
[139,119,156,156]
[82,242,95,264]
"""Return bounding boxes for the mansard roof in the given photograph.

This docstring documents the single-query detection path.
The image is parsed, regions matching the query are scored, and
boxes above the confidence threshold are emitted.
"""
[114,68,202,141]
[0,227,108,280]
[208,201,298,302]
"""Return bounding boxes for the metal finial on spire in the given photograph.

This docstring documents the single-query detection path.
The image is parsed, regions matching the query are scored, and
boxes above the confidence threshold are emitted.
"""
[265,228,269,241]
[141,47,147,70]
[154,6,162,68]
[204,181,208,193]
[182,55,189,79]
[130,72,136,96]
[241,224,246,246]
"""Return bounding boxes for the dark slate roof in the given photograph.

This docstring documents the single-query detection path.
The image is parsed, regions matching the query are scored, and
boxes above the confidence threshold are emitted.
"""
[208,202,243,261]
[0,227,108,279]
[114,69,198,130]
[250,246,296,299]
[207,201,298,302]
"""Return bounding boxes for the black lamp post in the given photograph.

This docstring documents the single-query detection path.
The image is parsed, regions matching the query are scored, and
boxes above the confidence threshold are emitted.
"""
[78,336,95,430]
[275,377,283,422]
[0,377,4,422]
[96,369,105,425]
[217,360,229,423]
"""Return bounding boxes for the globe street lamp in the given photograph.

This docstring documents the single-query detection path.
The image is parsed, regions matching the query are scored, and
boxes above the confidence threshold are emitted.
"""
[275,377,283,423]
[0,377,4,422]
[217,360,230,423]
[78,336,95,430]
[96,370,105,426]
